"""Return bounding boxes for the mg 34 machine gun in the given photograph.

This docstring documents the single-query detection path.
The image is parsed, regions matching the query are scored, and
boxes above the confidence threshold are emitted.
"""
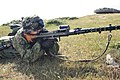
[34,24,120,62]
[0,24,120,62]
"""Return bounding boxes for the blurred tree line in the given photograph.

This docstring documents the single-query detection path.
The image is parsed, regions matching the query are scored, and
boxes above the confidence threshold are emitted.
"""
[1,17,79,26]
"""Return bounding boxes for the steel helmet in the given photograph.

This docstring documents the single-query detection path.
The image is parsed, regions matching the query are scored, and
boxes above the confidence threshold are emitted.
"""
[22,16,44,31]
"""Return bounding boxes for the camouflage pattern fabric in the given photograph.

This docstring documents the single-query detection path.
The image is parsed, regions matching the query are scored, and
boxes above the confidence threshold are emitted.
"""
[12,28,44,62]
[12,28,59,62]
[0,46,18,59]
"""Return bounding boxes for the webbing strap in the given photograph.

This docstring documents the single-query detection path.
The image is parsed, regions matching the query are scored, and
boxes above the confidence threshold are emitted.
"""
[51,32,112,62]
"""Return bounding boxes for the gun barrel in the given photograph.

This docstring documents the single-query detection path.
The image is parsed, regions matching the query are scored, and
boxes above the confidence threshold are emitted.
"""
[70,25,120,35]
[36,25,120,38]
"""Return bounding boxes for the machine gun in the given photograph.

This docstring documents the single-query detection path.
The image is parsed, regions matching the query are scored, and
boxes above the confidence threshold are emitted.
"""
[0,24,120,62]
[34,24,120,62]
[35,24,120,40]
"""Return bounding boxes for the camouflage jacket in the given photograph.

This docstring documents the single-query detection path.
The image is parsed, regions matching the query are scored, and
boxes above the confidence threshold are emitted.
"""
[12,28,44,62]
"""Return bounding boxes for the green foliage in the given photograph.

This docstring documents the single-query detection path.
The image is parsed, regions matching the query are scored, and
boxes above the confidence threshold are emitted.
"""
[1,20,22,26]
[10,20,22,24]
[68,17,79,20]
[46,19,65,26]
[56,17,79,20]
[0,26,11,36]
[1,23,9,26]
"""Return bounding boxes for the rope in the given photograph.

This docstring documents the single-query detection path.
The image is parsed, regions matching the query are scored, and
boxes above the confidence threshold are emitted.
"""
[50,32,112,62]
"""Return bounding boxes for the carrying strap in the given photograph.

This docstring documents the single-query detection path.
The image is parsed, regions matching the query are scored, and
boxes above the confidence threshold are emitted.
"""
[50,32,112,62]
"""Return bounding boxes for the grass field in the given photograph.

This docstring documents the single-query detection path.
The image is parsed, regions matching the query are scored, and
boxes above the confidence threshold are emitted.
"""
[0,14,120,80]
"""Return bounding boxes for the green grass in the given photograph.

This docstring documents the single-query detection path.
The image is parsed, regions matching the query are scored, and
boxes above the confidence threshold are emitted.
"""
[0,13,120,80]
[0,26,11,37]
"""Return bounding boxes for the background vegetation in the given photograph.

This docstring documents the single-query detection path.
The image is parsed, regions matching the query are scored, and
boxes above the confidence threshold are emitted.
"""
[0,13,120,80]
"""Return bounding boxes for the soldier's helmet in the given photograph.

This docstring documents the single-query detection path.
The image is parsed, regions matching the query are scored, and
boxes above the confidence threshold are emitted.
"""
[22,16,44,32]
